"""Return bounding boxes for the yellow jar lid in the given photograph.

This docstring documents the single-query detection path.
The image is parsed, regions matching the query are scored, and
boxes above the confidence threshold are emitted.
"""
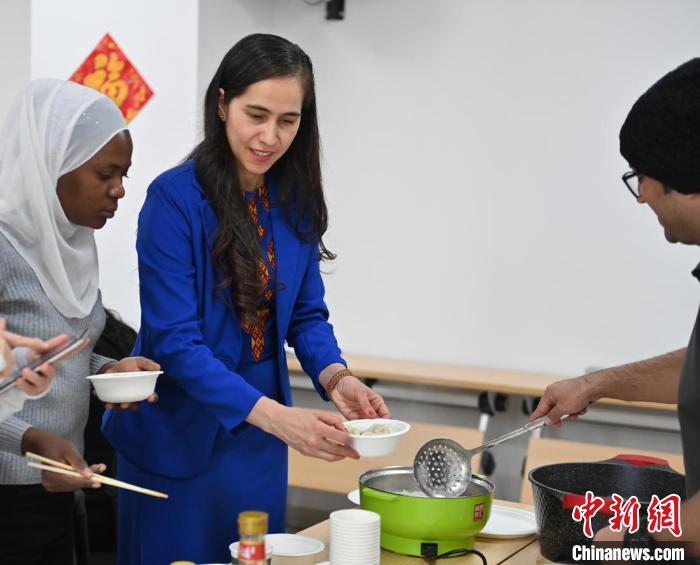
[238,510,268,536]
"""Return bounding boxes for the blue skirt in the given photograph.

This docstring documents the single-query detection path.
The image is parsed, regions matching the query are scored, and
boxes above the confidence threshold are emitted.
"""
[116,355,287,565]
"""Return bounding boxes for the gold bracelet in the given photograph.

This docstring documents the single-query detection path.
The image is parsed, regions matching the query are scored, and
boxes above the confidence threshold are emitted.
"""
[326,368,353,395]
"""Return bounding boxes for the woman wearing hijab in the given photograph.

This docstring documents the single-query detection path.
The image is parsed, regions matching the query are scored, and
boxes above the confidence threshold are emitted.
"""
[0,78,159,565]
[104,34,390,565]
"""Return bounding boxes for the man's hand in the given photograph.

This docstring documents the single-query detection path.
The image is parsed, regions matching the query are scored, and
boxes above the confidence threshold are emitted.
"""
[592,526,626,565]
[529,375,593,424]
[594,525,625,543]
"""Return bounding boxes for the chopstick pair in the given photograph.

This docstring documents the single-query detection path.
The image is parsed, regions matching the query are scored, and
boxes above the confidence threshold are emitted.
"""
[26,452,169,499]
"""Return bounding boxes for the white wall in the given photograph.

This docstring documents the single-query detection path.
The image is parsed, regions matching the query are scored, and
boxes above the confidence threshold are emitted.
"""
[7,1,698,376]
[0,0,30,114]
[199,0,700,375]
[31,0,200,329]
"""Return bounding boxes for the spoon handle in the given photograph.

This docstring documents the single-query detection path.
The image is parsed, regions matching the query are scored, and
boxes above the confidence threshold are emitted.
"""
[469,414,570,456]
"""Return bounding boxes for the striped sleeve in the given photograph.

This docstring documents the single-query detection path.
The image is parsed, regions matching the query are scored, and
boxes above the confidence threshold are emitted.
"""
[89,353,115,375]
[0,413,31,455]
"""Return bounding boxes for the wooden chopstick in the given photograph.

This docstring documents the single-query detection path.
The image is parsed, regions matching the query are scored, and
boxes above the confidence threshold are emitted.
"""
[26,453,168,499]
[27,451,75,471]
[26,462,169,499]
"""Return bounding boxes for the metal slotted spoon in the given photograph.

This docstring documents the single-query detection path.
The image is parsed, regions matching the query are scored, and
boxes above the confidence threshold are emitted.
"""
[414,414,570,498]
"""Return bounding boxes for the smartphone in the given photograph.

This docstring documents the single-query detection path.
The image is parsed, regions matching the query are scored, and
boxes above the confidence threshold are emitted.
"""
[0,329,90,394]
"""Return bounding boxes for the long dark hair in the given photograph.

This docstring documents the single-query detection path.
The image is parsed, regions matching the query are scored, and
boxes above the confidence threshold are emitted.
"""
[189,34,334,325]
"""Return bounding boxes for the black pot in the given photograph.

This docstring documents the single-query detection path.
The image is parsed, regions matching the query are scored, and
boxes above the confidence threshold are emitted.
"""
[529,454,685,563]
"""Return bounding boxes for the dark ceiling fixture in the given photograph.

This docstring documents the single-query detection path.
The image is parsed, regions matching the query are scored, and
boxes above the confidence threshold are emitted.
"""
[326,0,345,20]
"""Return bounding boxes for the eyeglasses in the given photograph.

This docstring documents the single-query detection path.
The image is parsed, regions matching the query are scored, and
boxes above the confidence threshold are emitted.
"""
[622,170,641,199]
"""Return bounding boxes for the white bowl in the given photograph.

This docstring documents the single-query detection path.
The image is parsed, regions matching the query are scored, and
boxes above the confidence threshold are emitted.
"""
[342,418,410,458]
[230,534,324,564]
[266,533,324,557]
[346,489,360,505]
[229,541,273,564]
[86,371,162,403]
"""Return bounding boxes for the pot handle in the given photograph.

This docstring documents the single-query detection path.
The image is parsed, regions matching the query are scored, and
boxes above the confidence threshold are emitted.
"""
[562,493,615,515]
[560,453,675,514]
[361,488,399,503]
[609,454,669,467]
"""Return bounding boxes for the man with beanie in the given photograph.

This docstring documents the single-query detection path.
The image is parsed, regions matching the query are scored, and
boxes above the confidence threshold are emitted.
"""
[531,58,700,557]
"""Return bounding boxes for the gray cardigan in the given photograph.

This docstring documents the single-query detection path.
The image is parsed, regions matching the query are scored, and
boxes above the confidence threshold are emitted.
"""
[0,233,114,484]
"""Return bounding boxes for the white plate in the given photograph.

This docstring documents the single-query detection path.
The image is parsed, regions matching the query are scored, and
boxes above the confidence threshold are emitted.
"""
[265,533,325,556]
[477,505,538,538]
[347,489,360,505]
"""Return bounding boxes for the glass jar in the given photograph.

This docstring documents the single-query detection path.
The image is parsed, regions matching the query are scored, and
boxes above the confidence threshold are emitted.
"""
[238,510,268,565]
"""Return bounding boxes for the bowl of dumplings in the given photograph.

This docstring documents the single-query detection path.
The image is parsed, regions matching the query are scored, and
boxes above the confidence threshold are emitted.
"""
[343,418,410,458]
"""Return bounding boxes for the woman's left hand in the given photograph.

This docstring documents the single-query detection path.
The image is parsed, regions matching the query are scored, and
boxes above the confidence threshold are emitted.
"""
[101,356,161,410]
[330,375,391,421]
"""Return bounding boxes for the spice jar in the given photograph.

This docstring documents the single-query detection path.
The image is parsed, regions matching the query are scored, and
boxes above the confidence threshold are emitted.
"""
[238,510,268,565]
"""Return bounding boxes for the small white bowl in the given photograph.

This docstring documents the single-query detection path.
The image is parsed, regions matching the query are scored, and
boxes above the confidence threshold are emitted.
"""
[230,534,324,564]
[347,489,360,505]
[266,533,325,557]
[343,418,410,458]
[229,541,273,564]
[86,371,162,403]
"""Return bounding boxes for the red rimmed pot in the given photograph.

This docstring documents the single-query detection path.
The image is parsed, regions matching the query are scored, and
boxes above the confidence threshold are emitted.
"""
[528,454,685,563]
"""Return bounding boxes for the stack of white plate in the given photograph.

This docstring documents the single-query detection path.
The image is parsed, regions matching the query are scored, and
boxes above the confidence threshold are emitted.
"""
[329,508,380,565]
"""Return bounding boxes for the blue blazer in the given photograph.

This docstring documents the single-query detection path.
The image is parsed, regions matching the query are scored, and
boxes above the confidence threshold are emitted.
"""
[103,161,345,478]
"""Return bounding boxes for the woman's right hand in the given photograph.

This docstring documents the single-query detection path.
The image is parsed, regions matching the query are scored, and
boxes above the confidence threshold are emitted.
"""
[21,427,105,491]
[248,397,359,462]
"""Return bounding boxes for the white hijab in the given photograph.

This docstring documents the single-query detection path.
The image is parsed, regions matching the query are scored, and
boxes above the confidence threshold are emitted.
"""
[0,79,127,319]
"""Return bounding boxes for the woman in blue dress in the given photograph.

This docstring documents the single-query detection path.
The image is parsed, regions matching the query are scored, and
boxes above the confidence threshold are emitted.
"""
[103,34,390,565]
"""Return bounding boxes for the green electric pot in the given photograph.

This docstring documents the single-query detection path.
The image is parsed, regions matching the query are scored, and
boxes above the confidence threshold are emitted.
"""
[358,466,494,557]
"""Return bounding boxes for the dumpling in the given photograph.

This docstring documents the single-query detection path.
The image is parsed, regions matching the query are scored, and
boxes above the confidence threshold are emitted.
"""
[345,422,396,436]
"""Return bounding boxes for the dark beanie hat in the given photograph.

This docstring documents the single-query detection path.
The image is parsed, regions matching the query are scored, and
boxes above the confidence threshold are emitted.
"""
[619,58,700,194]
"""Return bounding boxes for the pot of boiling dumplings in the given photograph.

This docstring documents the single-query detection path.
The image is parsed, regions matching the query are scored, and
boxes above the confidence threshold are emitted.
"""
[343,418,410,458]
[358,466,494,557]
